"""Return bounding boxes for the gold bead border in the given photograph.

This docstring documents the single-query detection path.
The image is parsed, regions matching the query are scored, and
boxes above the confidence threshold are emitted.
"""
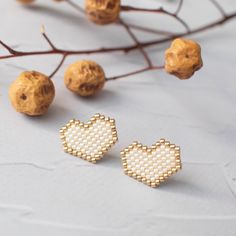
[60,113,118,163]
[120,138,182,188]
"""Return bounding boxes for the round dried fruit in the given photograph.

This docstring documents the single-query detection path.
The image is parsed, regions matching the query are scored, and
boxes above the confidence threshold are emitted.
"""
[85,0,120,25]
[64,60,105,97]
[17,0,35,4]
[9,71,55,116]
[165,38,203,80]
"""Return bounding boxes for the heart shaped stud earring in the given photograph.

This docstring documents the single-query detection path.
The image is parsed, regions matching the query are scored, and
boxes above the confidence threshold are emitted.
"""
[60,114,118,163]
[120,139,182,187]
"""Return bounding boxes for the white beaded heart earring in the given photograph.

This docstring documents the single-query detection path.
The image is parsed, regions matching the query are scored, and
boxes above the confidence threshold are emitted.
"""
[60,114,118,163]
[120,139,182,188]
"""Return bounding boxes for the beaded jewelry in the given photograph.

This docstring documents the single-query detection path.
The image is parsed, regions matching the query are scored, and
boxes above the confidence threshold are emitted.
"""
[121,139,182,187]
[60,114,118,163]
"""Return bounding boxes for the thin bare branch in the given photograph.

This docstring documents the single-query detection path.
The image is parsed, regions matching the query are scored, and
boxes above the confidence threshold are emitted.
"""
[63,0,187,35]
[106,66,164,81]
[210,0,226,18]
[0,40,17,54]
[119,18,153,67]
[121,5,191,32]
[64,0,85,14]
[0,12,236,59]
[175,0,184,15]
[1,1,236,81]
[125,23,175,36]
[49,54,67,78]
[41,25,57,50]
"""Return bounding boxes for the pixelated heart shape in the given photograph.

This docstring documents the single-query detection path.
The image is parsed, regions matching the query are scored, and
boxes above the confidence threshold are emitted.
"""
[60,114,118,163]
[121,139,182,187]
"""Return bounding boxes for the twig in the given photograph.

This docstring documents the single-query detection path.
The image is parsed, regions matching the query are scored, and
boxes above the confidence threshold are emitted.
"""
[1,12,235,59]
[175,0,184,15]
[0,40,17,55]
[210,0,226,18]
[106,66,164,81]
[64,0,85,14]
[121,5,191,33]
[124,23,175,36]
[119,18,153,67]
[1,1,236,80]
[129,12,236,49]
[63,0,185,36]
[41,25,57,50]
[49,54,67,78]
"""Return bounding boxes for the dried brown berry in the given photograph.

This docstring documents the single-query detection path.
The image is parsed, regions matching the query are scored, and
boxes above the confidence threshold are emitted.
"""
[165,38,203,80]
[85,0,120,25]
[9,71,55,116]
[17,0,35,4]
[64,60,105,97]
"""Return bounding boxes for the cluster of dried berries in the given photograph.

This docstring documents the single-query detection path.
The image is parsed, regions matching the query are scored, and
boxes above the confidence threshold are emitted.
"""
[5,0,212,116]
[8,39,202,116]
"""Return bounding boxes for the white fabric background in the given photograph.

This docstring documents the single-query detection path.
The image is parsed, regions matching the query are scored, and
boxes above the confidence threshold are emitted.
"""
[0,0,236,235]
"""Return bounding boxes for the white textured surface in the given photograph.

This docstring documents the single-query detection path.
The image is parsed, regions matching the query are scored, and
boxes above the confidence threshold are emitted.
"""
[0,0,236,235]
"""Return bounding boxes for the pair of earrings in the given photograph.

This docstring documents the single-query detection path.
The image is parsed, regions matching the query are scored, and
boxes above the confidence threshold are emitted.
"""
[60,114,182,188]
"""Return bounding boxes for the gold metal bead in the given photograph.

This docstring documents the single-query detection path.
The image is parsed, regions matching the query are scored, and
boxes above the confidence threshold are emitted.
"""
[110,119,115,124]
[160,139,165,143]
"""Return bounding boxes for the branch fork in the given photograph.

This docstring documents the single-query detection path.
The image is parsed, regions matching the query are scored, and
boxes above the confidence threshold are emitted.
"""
[0,0,235,80]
